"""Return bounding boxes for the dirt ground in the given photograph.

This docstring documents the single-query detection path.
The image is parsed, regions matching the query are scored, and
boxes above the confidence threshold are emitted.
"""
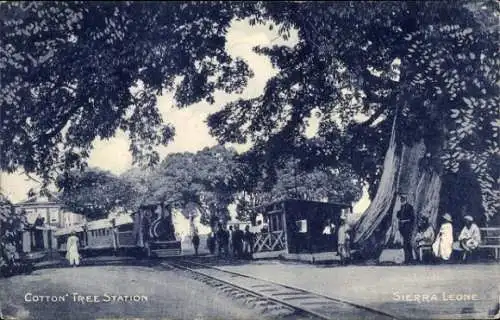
[218,260,500,319]
[0,265,263,320]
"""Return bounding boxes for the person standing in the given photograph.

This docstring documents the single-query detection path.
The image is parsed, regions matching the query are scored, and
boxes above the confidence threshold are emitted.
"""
[337,215,351,265]
[228,225,234,256]
[66,231,80,267]
[243,225,253,258]
[432,213,454,261]
[232,224,244,258]
[207,231,216,254]
[192,229,200,256]
[223,227,230,256]
[396,195,415,264]
[216,223,225,256]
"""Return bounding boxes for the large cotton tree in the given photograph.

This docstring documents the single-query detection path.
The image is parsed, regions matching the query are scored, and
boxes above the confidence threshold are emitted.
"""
[207,1,499,256]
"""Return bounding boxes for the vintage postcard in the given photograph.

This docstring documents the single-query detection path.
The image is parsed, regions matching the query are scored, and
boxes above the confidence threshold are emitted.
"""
[0,1,499,320]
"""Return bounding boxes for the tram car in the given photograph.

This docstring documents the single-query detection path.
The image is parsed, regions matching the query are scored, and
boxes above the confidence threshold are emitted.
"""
[54,214,134,257]
[54,202,181,258]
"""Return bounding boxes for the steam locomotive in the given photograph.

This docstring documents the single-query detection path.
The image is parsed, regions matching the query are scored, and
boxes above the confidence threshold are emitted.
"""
[54,202,182,258]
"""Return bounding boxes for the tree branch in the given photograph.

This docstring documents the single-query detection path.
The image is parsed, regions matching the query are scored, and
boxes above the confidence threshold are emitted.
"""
[355,106,387,128]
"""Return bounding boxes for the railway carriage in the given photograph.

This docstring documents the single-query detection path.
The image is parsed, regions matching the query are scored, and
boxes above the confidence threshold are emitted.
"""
[251,199,353,262]
[54,202,181,258]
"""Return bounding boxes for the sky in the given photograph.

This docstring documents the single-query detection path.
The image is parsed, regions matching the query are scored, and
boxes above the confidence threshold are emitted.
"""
[1,19,371,214]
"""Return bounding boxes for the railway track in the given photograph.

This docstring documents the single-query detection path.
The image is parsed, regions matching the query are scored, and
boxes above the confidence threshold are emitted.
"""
[161,259,399,320]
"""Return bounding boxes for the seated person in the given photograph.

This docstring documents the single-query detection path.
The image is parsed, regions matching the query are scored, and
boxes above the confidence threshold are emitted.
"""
[455,215,481,255]
[322,219,336,235]
[414,216,435,261]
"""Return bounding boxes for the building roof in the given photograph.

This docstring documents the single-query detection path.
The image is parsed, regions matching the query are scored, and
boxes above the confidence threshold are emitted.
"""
[16,191,62,206]
[16,194,61,206]
[54,225,84,236]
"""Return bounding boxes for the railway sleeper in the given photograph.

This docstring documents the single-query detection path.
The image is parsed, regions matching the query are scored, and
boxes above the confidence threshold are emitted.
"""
[254,299,274,307]
[233,292,253,299]
[221,286,238,293]
[243,296,261,305]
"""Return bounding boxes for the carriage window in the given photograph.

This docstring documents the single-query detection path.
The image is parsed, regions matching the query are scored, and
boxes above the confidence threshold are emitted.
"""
[118,224,134,232]
[296,220,308,233]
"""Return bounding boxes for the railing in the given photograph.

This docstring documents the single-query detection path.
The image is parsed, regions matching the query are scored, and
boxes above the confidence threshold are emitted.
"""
[479,227,500,260]
[253,230,286,253]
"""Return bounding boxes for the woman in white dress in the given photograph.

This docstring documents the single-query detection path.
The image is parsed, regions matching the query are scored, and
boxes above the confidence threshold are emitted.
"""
[432,213,454,261]
[66,231,80,267]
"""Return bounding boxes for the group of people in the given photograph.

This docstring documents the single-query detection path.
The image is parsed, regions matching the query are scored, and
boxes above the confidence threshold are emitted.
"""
[397,194,482,264]
[192,223,254,258]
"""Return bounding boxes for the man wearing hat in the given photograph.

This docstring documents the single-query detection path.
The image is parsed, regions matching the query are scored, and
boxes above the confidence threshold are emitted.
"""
[432,213,454,261]
[396,194,415,263]
[457,215,481,254]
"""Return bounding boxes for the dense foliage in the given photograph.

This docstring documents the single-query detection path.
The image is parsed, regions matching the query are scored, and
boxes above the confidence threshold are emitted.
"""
[56,168,137,220]
[0,1,255,184]
[121,146,240,226]
[0,195,30,276]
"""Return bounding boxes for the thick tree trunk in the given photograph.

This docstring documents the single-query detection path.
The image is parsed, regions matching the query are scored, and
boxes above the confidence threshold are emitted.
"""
[353,124,442,258]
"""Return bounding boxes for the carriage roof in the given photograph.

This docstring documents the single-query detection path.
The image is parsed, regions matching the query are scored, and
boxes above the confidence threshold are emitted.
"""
[87,214,134,230]
[54,225,84,236]
[113,214,134,226]
[54,215,133,236]
[86,218,112,230]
